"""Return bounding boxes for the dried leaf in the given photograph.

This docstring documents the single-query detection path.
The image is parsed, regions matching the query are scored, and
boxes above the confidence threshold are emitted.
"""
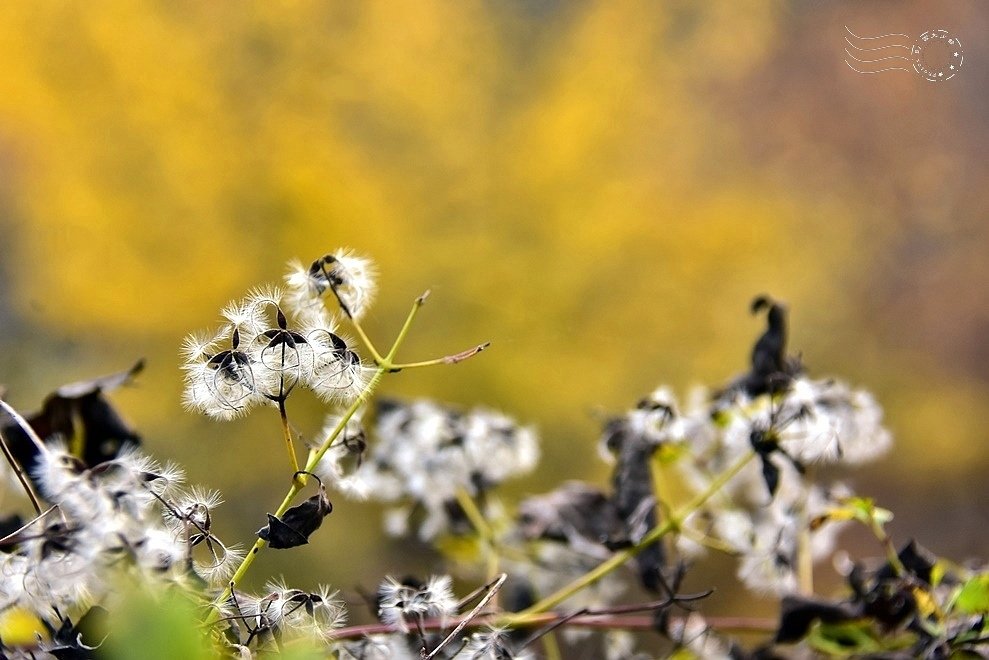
[0,361,143,486]
[257,485,332,549]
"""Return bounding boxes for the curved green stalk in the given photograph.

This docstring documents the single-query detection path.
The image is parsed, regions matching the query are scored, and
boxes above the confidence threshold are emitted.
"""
[455,489,501,582]
[502,450,756,624]
[206,292,464,626]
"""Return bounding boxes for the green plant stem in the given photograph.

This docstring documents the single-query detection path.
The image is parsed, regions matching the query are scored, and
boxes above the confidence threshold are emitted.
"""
[797,467,816,594]
[68,409,86,460]
[277,399,301,479]
[869,514,906,576]
[797,515,814,595]
[542,632,562,660]
[389,342,490,371]
[385,291,429,362]
[648,450,665,523]
[678,524,739,555]
[502,450,756,624]
[455,490,500,582]
[348,316,385,366]
[207,373,386,627]
[206,294,435,626]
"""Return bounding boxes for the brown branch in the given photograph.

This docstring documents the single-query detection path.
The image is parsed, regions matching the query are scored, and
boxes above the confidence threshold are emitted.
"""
[330,611,776,641]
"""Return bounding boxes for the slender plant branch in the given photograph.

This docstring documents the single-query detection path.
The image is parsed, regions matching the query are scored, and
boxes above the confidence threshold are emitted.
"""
[677,523,740,555]
[68,409,86,459]
[348,316,385,366]
[648,452,666,538]
[541,632,562,660]
[0,400,48,515]
[795,465,815,594]
[207,292,486,626]
[797,514,814,595]
[277,399,301,478]
[867,508,906,576]
[0,505,58,546]
[455,489,500,582]
[502,450,756,624]
[328,611,777,640]
[388,342,491,371]
[206,365,389,626]
[0,399,50,457]
[423,573,506,660]
[384,291,430,363]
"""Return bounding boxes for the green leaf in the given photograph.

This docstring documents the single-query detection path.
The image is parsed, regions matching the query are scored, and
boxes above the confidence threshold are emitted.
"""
[839,496,894,526]
[955,574,989,614]
[807,621,915,656]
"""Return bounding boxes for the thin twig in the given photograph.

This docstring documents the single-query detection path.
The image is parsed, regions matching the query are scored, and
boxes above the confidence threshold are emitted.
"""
[329,611,777,640]
[0,400,49,515]
[504,450,756,622]
[0,505,58,546]
[0,399,50,456]
[519,608,587,650]
[423,573,507,660]
[389,342,491,371]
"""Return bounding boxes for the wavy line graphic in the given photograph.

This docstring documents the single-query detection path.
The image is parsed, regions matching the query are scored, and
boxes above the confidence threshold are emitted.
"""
[844,26,911,41]
[843,37,911,53]
[844,25,916,76]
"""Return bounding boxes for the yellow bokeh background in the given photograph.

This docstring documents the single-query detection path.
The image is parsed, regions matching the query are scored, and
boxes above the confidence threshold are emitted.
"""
[1,0,987,626]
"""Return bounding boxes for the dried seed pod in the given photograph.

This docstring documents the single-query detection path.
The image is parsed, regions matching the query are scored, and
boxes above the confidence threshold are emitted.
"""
[257,477,332,549]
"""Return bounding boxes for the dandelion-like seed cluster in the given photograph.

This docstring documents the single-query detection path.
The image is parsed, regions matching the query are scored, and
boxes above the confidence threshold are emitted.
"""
[376,575,457,633]
[182,250,376,420]
[669,376,893,594]
[0,444,240,629]
[317,399,539,540]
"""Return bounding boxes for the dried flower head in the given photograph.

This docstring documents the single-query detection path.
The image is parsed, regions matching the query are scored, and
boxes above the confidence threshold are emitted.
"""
[285,249,377,322]
[377,575,457,633]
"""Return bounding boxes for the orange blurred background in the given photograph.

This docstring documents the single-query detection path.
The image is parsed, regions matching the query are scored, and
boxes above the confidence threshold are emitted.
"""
[1,0,987,623]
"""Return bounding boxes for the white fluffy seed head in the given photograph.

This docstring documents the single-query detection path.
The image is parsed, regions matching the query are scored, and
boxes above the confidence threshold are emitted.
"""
[324,249,377,320]
[377,575,457,633]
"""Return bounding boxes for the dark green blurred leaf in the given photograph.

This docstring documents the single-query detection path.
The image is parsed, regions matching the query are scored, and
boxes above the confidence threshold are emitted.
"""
[103,589,213,660]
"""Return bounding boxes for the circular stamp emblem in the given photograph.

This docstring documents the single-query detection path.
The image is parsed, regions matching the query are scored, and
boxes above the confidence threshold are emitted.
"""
[912,29,964,81]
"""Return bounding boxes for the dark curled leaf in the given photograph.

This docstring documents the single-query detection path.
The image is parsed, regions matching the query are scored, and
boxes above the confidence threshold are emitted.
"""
[47,605,110,659]
[775,595,861,644]
[258,513,309,549]
[0,361,144,485]
[517,481,625,549]
[606,421,665,592]
[257,485,332,549]
[848,564,917,629]
[748,296,788,394]
[877,539,937,585]
[715,296,801,401]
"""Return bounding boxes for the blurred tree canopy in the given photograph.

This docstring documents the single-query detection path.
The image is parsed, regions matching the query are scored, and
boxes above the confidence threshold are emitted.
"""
[1,0,987,595]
